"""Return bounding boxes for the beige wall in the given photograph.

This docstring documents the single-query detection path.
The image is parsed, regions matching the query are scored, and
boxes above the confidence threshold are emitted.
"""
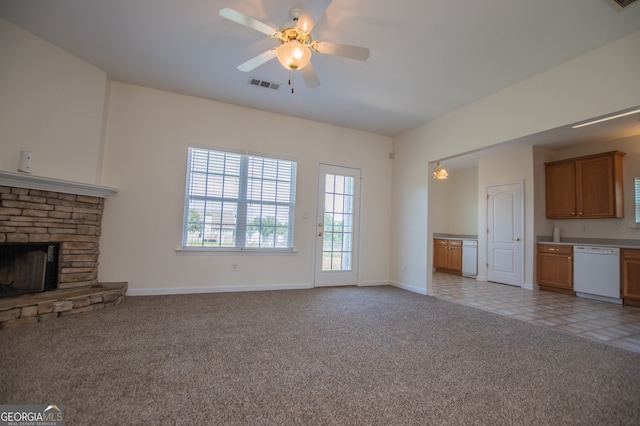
[430,167,479,236]
[0,18,109,183]
[99,82,393,293]
[393,30,640,294]
[390,136,429,294]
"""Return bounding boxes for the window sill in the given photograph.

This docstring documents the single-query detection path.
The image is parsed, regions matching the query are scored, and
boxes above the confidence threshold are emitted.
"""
[175,247,298,256]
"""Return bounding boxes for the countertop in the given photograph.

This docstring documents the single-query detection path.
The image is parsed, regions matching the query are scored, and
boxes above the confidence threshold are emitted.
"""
[434,233,477,241]
[537,237,640,250]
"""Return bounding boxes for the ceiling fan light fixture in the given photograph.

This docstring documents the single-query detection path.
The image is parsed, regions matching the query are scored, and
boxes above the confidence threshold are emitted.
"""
[276,40,311,71]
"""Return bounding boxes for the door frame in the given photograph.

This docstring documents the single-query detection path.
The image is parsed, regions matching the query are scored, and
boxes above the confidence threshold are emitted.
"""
[313,163,362,287]
[485,180,524,287]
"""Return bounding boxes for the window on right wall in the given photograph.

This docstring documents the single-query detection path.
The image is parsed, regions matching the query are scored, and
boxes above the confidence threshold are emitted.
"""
[635,176,640,226]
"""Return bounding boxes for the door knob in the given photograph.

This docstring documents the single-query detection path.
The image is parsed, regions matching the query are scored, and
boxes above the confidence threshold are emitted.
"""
[318,232,323,237]
[515,237,521,241]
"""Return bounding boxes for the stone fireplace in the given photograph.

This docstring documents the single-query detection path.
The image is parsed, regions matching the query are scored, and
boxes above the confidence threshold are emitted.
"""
[0,171,126,328]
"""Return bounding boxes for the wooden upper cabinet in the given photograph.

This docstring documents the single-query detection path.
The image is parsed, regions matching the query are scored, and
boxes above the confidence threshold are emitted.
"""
[545,161,576,218]
[545,151,624,219]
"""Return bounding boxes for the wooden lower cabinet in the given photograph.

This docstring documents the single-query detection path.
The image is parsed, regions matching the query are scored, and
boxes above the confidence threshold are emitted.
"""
[433,240,449,270]
[622,249,640,307]
[537,244,574,294]
[434,239,462,275]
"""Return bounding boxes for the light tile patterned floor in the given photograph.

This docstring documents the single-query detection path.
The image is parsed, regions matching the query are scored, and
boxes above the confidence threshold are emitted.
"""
[430,272,640,353]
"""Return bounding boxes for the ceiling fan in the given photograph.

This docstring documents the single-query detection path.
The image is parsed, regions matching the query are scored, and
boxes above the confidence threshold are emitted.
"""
[219,0,370,91]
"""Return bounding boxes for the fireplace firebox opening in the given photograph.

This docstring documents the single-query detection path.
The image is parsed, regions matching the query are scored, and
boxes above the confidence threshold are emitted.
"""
[0,243,59,298]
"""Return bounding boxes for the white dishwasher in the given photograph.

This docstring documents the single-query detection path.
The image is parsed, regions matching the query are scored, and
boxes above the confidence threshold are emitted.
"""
[462,240,478,278]
[573,246,621,304]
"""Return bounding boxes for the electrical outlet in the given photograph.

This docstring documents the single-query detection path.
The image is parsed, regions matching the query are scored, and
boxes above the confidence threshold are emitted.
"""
[232,262,238,272]
[403,265,407,273]
[582,225,588,232]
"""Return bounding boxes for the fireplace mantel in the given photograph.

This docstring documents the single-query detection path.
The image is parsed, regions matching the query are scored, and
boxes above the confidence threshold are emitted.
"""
[0,170,118,198]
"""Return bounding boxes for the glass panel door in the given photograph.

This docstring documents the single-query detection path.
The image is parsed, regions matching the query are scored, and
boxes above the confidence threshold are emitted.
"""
[315,164,360,287]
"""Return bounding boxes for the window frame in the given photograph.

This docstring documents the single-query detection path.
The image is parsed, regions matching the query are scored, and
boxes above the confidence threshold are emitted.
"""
[635,176,640,227]
[180,146,297,252]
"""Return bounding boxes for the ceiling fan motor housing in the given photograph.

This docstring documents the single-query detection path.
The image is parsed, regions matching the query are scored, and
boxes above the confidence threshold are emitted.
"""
[278,27,311,45]
[276,7,312,44]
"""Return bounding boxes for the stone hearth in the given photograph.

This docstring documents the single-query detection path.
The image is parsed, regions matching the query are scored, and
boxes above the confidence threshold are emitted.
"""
[0,282,127,329]
[0,172,123,328]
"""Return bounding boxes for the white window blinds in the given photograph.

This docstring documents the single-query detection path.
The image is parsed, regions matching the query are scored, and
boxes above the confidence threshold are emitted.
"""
[183,147,297,249]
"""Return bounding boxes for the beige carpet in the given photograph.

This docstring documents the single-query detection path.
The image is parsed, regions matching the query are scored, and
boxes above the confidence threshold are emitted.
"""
[1,286,639,425]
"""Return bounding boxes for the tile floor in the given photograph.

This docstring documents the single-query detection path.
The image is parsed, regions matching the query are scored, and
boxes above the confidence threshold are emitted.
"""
[430,272,640,353]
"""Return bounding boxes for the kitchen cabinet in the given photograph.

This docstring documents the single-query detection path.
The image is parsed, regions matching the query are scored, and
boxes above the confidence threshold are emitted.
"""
[545,151,624,219]
[622,249,640,307]
[434,239,462,274]
[537,244,574,294]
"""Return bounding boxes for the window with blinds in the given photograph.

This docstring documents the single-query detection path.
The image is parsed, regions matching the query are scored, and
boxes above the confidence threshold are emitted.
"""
[183,147,297,249]
[635,176,640,225]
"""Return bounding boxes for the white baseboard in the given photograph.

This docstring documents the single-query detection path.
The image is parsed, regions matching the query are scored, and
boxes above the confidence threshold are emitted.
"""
[126,283,312,296]
[390,281,427,295]
[358,280,390,287]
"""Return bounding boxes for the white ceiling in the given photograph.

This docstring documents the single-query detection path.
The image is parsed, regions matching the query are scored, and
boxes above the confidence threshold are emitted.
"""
[1,0,639,139]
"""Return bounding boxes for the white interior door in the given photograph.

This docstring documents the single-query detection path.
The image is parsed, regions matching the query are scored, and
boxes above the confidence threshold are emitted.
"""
[314,164,361,287]
[487,182,523,287]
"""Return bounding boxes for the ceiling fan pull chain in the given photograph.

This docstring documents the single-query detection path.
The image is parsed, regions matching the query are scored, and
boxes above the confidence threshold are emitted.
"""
[289,69,295,94]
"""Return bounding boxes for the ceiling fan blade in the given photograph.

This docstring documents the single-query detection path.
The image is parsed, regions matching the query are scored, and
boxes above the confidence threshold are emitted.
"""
[300,62,320,88]
[297,0,332,32]
[237,49,277,72]
[219,8,278,36]
[313,41,370,61]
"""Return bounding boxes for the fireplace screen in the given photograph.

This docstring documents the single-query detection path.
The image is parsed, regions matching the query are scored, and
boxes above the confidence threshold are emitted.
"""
[0,243,59,298]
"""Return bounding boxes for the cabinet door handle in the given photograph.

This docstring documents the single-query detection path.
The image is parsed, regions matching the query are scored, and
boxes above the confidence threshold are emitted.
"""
[571,212,576,216]
[548,248,559,252]
[579,212,583,216]
[568,256,572,260]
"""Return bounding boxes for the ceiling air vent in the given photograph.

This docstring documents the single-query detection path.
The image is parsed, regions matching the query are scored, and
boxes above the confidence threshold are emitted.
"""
[602,0,637,10]
[249,78,280,91]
